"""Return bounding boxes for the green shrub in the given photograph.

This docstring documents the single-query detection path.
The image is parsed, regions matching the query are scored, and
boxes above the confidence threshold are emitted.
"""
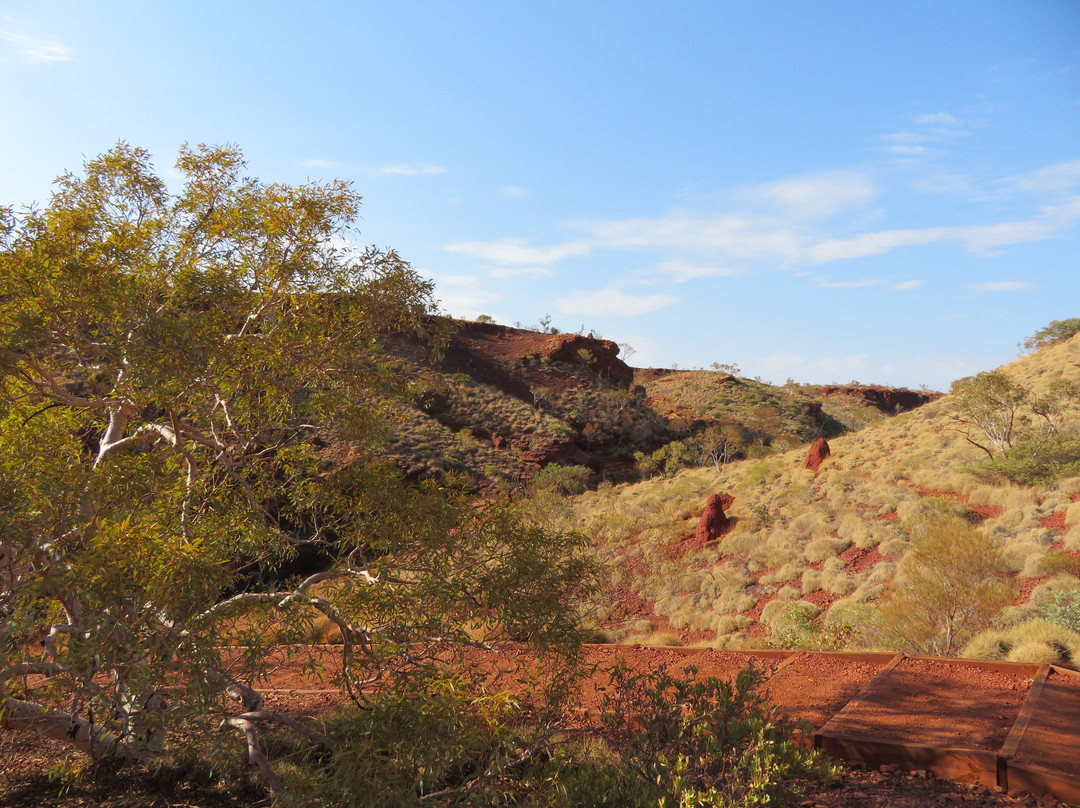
[1039,590,1080,633]
[963,618,1080,668]
[986,433,1080,487]
[289,674,532,806]
[533,462,592,496]
[597,664,838,808]
[804,537,850,563]
[766,601,823,649]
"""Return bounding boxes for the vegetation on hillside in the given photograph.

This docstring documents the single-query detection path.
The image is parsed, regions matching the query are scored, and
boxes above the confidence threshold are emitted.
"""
[364,325,939,494]
[574,328,1080,666]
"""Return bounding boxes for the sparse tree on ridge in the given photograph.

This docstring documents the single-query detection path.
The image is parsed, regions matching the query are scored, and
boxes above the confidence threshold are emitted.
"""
[1020,317,1080,353]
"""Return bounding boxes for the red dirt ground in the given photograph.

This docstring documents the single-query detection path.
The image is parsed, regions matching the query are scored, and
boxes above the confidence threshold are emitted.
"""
[1040,511,1069,533]
[243,647,1038,759]
[838,544,887,573]
[762,653,889,731]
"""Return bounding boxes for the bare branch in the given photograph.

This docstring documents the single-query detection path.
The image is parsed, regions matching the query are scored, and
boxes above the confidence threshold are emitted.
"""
[236,710,331,748]
[221,716,284,795]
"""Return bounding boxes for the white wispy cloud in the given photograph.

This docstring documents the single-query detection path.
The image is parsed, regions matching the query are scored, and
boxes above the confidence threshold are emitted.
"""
[556,287,678,317]
[487,266,551,279]
[998,161,1080,195]
[892,280,924,291]
[755,170,878,219]
[968,281,1034,292]
[915,112,961,126]
[443,164,1080,285]
[655,260,741,283]
[0,25,71,62]
[757,352,869,381]
[808,197,1080,262]
[501,186,528,196]
[443,237,592,266]
[883,132,932,145]
[380,163,447,176]
[880,112,976,161]
[886,145,929,156]
[814,278,883,289]
[808,227,952,262]
[759,352,808,372]
[575,212,804,263]
[425,272,501,317]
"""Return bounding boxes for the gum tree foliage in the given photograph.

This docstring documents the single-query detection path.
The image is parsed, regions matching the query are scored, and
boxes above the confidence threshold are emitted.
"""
[0,144,593,794]
[696,420,746,471]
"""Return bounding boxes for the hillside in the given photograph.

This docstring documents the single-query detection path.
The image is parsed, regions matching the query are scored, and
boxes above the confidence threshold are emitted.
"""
[379,320,936,491]
[575,332,1080,664]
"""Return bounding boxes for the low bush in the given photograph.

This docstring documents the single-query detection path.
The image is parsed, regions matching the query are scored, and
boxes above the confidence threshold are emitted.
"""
[533,462,592,496]
[804,537,850,563]
[597,664,838,807]
[764,600,822,648]
[1039,589,1080,633]
[878,516,1015,657]
[1021,317,1080,352]
[984,433,1080,487]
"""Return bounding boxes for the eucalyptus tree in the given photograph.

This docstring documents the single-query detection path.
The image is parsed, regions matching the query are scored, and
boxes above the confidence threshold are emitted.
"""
[0,144,592,794]
[949,370,1028,458]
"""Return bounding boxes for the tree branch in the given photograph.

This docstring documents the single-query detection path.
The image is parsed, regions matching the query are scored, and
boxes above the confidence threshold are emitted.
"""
[0,697,155,762]
[236,710,331,748]
[221,716,284,795]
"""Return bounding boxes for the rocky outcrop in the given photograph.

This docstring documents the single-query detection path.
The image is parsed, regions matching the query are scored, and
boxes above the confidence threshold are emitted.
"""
[816,386,939,415]
[802,437,831,472]
[541,334,634,387]
[694,493,734,543]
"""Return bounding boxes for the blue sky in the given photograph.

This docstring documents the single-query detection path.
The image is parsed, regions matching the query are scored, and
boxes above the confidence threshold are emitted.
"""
[2,1,1078,390]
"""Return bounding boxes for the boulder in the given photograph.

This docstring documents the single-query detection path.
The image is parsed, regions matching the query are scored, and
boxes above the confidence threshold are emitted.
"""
[802,437,831,472]
[695,493,734,543]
